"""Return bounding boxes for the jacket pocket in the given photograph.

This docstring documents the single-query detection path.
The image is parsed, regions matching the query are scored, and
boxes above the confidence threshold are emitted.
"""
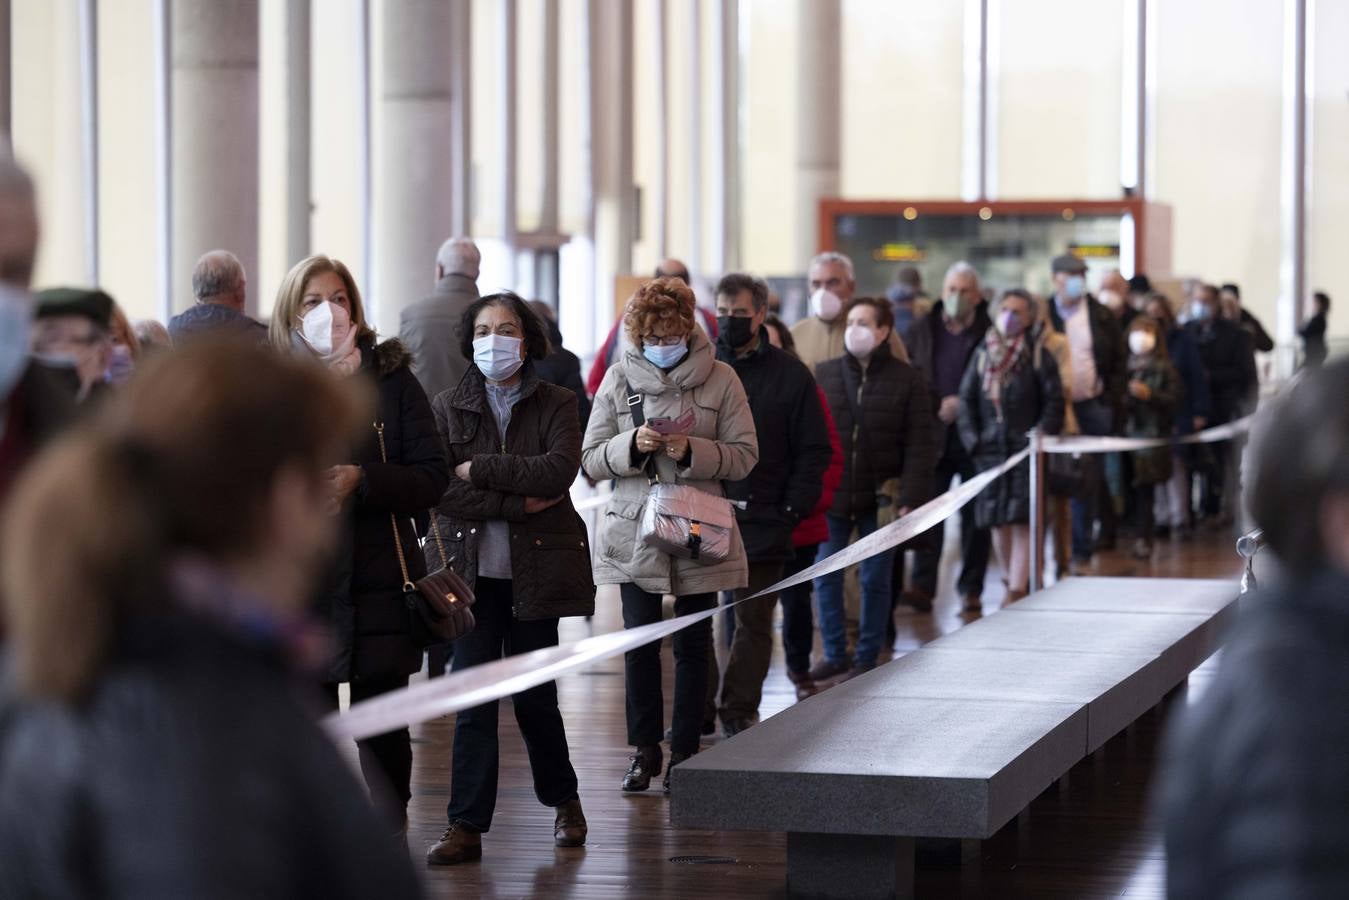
[599,498,644,564]
[525,531,596,608]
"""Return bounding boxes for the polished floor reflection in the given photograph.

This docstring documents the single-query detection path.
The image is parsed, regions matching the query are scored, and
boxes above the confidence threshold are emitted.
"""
[395,524,1244,899]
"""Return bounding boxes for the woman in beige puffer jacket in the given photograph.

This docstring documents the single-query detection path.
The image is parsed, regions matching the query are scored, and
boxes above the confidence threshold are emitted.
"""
[582,277,758,794]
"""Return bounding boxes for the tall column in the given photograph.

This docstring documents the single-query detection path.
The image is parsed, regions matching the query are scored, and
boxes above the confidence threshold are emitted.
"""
[448,0,471,237]
[283,0,310,269]
[538,0,560,239]
[499,0,517,248]
[685,0,701,274]
[587,0,635,336]
[170,0,259,314]
[1278,0,1310,367]
[652,0,668,259]
[708,0,737,273]
[372,0,455,335]
[0,0,10,138]
[795,0,840,265]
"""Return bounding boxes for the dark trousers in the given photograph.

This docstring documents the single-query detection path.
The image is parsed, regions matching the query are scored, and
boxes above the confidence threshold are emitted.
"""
[322,672,412,825]
[911,428,991,598]
[1071,398,1114,560]
[621,584,715,757]
[779,543,820,675]
[718,561,786,722]
[1133,483,1155,540]
[447,578,578,832]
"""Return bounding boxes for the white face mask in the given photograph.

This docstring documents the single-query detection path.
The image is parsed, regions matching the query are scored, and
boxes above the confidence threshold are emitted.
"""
[298,301,351,356]
[844,324,877,358]
[810,288,843,323]
[0,285,33,398]
[1129,330,1157,356]
[473,333,524,382]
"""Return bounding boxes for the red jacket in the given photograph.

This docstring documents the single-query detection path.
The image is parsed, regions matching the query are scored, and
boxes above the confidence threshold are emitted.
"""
[793,384,842,548]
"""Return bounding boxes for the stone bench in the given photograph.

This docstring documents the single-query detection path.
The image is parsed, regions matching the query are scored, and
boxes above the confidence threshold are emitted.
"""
[669,577,1236,899]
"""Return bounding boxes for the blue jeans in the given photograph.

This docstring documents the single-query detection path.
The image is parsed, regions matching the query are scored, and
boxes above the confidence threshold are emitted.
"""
[813,512,895,668]
[1071,397,1114,560]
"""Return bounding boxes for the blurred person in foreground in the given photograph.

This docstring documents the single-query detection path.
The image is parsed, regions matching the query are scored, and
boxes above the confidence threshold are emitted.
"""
[31,288,115,405]
[762,315,842,700]
[1160,357,1349,899]
[0,341,424,899]
[956,289,1064,606]
[583,277,757,794]
[812,298,933,682]
[272,254,449,834]
[712,274,832,736]
[424,292,594,866]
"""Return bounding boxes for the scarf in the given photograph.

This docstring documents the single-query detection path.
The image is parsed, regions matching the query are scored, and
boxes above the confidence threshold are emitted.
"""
[291,327,362,376]
[980,329,1027,422]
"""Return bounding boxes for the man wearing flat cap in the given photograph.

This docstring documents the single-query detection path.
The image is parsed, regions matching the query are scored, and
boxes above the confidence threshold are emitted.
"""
[1045,252,1127,571]
[31,287,115,405]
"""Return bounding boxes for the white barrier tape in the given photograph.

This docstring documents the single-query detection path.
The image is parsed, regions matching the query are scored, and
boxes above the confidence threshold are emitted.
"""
[326,447,1031,742]
[325,604,724,742]
[746,446,1032,600]
[1040,415,1253,455]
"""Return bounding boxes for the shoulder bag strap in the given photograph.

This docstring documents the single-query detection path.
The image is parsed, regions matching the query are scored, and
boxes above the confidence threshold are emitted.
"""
[374,421,420,589]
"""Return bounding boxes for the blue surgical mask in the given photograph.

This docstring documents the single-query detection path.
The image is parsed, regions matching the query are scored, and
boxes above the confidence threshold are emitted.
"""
[0,285,33,398]
[643,340,688,369]
[473,333,524,382]
[1063,275,1086,301]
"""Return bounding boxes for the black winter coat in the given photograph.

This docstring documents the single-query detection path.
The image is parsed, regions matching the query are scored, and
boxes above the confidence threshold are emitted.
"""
[322,338,449,683]
[957,341,1064,527]
[905,306,992,450]
[1160,568,1349,899]
[430,363,595,621]
[816,343,935,519]
[718,334,833,561]
[0,612,424,900]
[1048,296,1128,432]
[533,318,592,435]
[1186,318,1257,424]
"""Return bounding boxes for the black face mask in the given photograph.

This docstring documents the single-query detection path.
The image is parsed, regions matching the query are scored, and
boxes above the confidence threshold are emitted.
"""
[717,315,756,349]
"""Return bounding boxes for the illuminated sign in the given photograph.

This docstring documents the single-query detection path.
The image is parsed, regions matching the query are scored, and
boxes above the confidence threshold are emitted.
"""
[873,243,927,262]
[1069,243,1121,259]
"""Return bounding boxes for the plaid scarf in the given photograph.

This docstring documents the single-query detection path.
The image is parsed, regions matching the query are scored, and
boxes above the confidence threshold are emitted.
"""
[980,329,1027,421]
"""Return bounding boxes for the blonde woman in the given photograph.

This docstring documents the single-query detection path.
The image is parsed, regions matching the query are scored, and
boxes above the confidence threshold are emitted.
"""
[272,255,449,834]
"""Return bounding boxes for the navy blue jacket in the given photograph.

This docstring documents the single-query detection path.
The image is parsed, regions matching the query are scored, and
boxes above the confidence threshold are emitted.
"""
[1166,326,1211,434]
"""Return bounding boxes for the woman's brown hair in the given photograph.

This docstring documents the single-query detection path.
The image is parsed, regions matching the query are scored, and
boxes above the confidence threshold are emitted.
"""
[269,254,377,350]
[1,340,369,703]
[624,276,696,348]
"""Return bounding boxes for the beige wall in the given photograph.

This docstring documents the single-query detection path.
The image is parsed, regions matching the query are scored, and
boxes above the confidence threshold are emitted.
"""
[1309,0,1349,338]
[740,0,798,276]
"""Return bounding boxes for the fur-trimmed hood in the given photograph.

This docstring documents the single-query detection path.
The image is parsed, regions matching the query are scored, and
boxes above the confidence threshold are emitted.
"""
[363,336,413,377]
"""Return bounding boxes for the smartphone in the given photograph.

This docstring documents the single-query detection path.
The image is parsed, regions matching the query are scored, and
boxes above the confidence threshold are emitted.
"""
[648,409,696,435]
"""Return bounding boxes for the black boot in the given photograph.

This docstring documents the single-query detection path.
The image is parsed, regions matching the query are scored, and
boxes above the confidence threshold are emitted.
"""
[622,745,663,793]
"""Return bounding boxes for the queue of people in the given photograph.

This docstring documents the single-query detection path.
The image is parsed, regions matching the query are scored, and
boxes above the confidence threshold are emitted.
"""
[1,137,1341,897]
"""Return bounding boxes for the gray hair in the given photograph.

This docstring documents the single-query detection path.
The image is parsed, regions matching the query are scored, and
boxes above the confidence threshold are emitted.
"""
[808,251,854,281]
[944,260,981,287]
[192,250,245,302]
[437,236,481,279]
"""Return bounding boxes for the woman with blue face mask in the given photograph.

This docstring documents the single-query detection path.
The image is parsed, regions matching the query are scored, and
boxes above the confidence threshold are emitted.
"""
[582,277,759,794]
[425,291,596,867]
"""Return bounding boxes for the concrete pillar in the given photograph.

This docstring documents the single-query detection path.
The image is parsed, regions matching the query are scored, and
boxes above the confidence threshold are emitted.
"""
[685,0,701,274]
[499,0,517,247]
[372,0,455,335]
[283,0,309,269]
[708,0,737,273]
[795,0,841,265]
[587,0,635,323]
[1278,0,1309,369]
[652,0,668,259]
[539,0,559,238]
[0,0,9,138]
[448,0,471,237]
[170,0,259,315]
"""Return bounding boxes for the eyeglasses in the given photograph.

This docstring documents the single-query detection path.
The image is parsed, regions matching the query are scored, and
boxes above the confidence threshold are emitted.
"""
[642,334,685,347]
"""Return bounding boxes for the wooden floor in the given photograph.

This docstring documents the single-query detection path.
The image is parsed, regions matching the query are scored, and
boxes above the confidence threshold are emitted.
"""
[389,523,1245,899]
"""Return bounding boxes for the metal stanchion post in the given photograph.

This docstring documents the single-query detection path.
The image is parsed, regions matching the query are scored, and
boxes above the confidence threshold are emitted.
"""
[1029,429,1044,593]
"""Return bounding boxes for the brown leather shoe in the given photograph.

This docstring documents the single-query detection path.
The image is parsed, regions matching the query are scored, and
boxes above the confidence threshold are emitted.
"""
[426,823,482,866]
[554,797,588,848]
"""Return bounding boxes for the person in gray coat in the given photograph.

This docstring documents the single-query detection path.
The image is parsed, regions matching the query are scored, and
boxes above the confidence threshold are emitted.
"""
[399,236,482,401]
[583,277,759,795]
[1159,357,1349,899]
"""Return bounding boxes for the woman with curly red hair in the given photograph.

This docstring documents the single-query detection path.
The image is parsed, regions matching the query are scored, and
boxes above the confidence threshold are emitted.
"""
[582,277,759,794]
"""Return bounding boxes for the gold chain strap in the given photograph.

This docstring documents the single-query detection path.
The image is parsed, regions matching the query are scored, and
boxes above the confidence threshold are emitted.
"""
[374,422,415,592]
[375,420,452,583]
